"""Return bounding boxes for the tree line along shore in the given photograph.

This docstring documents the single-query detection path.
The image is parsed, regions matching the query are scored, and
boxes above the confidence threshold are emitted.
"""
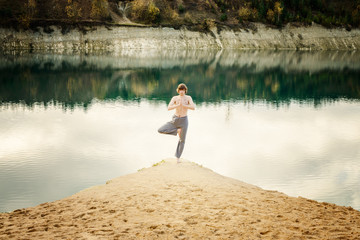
[0,0,359,32]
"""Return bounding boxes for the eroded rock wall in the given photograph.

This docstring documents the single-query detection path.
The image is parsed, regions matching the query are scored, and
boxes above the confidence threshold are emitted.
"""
[1,23,360,50]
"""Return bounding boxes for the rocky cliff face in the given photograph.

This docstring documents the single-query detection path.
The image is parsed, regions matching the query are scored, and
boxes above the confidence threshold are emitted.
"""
[1,23,360,51]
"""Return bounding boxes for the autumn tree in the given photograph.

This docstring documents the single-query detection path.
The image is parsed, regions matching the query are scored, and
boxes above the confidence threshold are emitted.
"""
[274,1,283,24]
[65,0,82,20]
[17,0,37,28]
[131,0,160,24]
[90,0,109,19]
[267,8,274,23]
[238,2,258,22]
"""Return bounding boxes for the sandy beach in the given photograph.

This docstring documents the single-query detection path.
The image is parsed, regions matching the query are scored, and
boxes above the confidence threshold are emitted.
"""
[0,158,359,239]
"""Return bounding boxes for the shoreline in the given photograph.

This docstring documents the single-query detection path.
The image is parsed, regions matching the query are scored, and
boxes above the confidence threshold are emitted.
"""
[1,158,359,239]
[1,23,360,51]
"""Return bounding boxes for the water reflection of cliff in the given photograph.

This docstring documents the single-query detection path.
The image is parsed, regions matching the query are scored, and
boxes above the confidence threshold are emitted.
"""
[0,50,359,109]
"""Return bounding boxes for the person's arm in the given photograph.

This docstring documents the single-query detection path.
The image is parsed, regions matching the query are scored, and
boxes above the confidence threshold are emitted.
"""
[168,97,180,111]
[183,96,195,110]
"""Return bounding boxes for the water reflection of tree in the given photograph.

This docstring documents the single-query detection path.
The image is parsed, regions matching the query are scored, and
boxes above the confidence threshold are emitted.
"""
[0,63,359,110]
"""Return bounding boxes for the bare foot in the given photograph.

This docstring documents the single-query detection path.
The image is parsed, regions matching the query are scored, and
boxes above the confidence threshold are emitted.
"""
[177,158,181,163]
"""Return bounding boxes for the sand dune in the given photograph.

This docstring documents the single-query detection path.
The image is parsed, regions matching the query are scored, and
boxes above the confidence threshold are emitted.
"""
[1,159,359,239]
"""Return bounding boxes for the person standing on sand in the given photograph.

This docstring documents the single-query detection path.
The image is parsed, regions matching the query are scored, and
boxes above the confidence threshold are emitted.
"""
[158,83,196,163]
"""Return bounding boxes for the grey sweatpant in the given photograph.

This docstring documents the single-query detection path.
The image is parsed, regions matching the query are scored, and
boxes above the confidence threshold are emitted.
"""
[158,115,188,158]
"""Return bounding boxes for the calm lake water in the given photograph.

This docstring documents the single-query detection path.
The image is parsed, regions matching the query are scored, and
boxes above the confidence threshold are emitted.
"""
[0,50,360,213]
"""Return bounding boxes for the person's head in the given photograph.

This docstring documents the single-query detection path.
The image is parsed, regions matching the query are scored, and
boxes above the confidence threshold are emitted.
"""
[177,83,188,96]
